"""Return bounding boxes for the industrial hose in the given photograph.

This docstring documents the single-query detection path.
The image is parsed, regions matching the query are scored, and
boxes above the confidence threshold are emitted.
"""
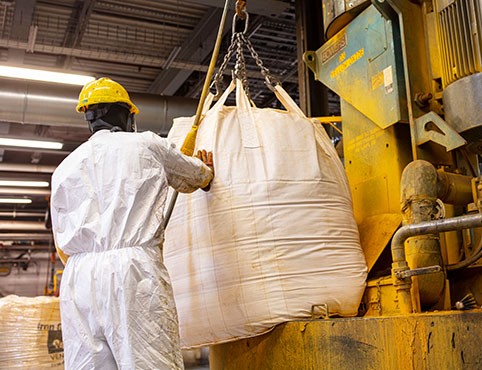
[446,231,482,270]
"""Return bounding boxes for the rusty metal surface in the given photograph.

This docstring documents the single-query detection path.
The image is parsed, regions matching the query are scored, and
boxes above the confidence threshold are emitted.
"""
[364,276,401,316]
[437,170,474,205]
[322,0,370,39]
[210,310,482,370]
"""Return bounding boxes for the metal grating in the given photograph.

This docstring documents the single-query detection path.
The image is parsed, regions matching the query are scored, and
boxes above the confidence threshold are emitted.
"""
[437,0,482,87]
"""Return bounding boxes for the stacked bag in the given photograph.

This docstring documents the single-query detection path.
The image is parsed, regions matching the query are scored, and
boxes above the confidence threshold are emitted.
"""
[0,295,63,369]
[165,80,367,348]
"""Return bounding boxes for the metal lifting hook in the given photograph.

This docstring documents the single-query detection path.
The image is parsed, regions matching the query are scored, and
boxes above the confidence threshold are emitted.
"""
[235,0,247,19]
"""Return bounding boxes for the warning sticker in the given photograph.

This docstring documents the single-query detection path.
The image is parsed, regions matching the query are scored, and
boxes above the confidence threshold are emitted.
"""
[383,65,393,94]
[371,71,384,90]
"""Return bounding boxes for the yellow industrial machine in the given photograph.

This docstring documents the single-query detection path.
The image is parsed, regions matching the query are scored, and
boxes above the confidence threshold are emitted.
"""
[210,0,482,368]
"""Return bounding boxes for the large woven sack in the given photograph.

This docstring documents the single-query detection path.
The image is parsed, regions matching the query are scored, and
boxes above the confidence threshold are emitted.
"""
[0,295,63,369]
[165,80,367,348]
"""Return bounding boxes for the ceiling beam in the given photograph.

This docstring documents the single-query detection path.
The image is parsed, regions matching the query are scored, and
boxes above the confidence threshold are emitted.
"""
[8,0,37,63]
[58,0,97,68]
[147,8,233,95]
[184,0,289,18]
[0,38,298,82]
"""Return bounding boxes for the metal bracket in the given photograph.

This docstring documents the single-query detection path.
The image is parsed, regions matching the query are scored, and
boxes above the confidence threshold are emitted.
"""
[311,303,330,319]
[415,111,466,151]
[395,265,442,279]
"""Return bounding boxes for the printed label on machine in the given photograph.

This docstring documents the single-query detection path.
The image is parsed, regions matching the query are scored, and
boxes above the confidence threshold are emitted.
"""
[330,48,364,79]
[321,33,347,64]
[383,66,393,94]
[371,71,384,90]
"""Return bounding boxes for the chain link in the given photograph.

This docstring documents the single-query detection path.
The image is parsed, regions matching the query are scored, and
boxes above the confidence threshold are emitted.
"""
[241,33,280,90]
[234,33,251,99]
[211,33,237,99]
[211,10,280,100]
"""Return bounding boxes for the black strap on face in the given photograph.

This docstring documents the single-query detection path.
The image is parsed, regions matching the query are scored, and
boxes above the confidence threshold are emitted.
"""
[126,113,136,132]
[84,105,110,122]
[85,103,135,133]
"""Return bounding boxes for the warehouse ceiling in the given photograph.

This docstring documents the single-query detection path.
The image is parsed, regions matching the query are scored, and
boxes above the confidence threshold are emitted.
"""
[0,0,340,258]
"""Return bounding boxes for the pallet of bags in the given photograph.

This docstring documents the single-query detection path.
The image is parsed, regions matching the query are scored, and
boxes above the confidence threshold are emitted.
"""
[0,295,63,369]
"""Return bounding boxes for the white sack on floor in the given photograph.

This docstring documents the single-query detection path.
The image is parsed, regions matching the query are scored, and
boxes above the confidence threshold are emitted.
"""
[0,295,63,369]
[165,80,367,348]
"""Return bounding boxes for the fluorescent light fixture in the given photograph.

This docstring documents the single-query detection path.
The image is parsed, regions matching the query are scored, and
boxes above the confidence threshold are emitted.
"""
[0,65,95,85]
[0,198,32,204]
[0,137,63,150]
[0,180,49,187]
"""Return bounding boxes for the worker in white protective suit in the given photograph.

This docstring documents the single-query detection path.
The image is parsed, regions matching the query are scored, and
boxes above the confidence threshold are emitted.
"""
[50,77,214,370]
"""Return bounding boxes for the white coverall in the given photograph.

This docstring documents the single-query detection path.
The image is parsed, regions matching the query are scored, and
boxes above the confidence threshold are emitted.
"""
[51,130,213,370]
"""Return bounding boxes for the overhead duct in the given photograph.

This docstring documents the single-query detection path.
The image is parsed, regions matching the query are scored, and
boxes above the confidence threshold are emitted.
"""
[0,78,199,136]
[0,233,52,241]
[0,211,45,218]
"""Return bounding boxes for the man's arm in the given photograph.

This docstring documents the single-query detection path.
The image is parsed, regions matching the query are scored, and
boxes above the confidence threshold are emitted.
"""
[152,135,214,193]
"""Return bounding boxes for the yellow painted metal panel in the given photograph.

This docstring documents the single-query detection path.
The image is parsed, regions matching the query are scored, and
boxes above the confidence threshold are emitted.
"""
[358,213,401,272]
[210,311,482,370]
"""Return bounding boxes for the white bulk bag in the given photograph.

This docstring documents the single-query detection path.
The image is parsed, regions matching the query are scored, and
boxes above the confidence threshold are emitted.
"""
[165,80,367,348]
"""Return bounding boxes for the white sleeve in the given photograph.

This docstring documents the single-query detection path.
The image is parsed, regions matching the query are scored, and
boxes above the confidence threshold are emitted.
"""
[50,171,68,253]
[150,134,213,193]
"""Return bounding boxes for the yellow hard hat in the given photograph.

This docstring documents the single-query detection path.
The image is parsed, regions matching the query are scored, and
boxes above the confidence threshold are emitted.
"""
[76,77,139,114]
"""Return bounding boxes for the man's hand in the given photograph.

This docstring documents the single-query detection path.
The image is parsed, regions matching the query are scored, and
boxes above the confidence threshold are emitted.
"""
[195,150,214,170]
[195,150,214,191]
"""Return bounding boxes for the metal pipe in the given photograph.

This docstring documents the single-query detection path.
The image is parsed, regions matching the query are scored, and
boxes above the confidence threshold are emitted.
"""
[392,213,482,314]
[0,221,47,231]
[437,170,473,205]
[0,163,56,173]
[0,233,52,241]
[0,211,45,217]
[392,213,482,263]
[0,245,50,251]
[0,78,199,136]
[400,160,445,308]
[0,146,70,156]
[400,160,477,308]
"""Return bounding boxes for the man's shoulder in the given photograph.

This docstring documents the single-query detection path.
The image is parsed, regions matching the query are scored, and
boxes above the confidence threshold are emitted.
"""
[51,145,88,188]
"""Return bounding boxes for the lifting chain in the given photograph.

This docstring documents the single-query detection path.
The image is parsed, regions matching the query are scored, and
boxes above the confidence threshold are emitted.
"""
[211,4,280,101]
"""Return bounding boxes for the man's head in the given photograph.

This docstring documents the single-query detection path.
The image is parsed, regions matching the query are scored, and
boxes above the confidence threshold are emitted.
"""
[76,78,139,133]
